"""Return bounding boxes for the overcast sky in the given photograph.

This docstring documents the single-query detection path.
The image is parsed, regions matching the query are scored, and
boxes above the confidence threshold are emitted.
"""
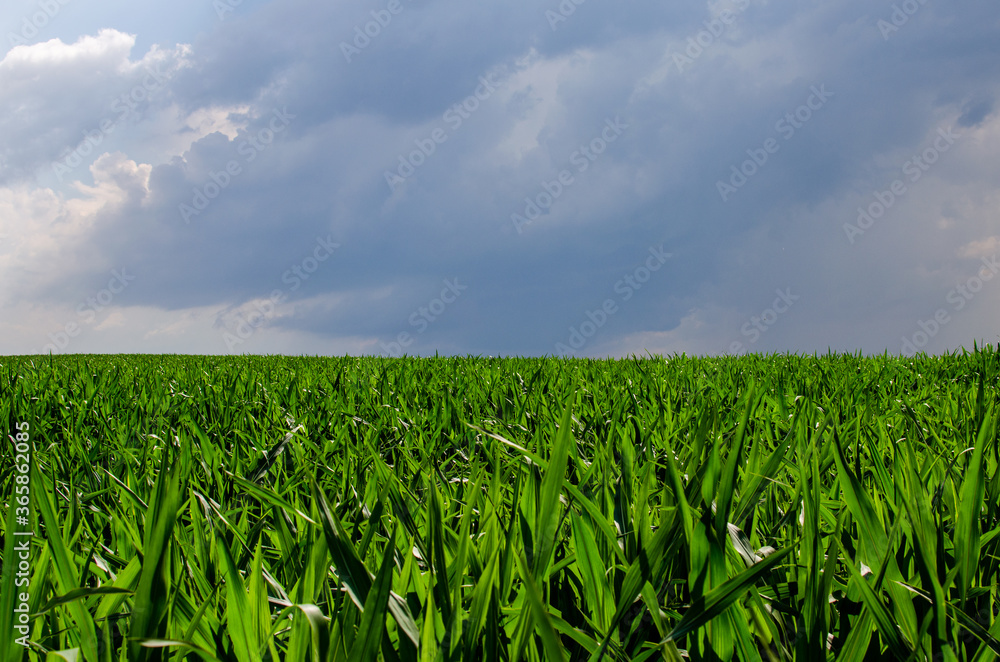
[1,0,998,358]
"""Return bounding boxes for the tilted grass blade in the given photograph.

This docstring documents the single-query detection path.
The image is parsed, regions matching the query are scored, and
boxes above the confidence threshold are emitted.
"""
[956,406,994,606]
[31,462,99,662]
[665,546,792,644]
[348,526,398,662]
[835,538,908,656]
[212,523,262,662]
[1,490,27,662]
[515,553,568,662]
[715,385,755,540]
[126,444,186,662]
[534,390,575,581]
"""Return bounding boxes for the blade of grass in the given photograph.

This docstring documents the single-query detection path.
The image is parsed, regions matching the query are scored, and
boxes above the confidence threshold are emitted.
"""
[213,524,262,662]
[31,462,99,662]
[348,526,397,662]
[126,444,185,662]
[665,546,792,643]
[956,406,994,606]
[515,553,567,662]
[534,390,575,581]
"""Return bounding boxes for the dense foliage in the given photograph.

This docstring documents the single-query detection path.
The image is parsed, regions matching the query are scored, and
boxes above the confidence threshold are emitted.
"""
[1,350,999,660]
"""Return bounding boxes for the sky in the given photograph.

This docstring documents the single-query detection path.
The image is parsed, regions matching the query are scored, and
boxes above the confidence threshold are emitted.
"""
[1,0,998,358]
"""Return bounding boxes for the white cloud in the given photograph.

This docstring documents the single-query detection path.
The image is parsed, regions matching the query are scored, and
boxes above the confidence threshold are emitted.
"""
[495,49,591,162]
[4,28,133,66]
[959,236,1000,259]
[94,309,127,331]
[0,29,192,181]
[0,152,151,307]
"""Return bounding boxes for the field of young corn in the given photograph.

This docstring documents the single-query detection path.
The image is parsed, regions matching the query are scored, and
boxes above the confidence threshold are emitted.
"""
[1,349,999,661]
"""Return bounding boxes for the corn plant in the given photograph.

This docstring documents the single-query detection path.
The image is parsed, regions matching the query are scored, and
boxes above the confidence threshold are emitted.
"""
[1,348,998,660]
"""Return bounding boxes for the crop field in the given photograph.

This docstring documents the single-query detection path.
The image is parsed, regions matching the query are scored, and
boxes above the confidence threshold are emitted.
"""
[1,350,1000,661]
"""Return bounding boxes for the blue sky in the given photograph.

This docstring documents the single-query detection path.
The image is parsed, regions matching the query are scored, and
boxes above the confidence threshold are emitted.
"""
[1,0,998,357]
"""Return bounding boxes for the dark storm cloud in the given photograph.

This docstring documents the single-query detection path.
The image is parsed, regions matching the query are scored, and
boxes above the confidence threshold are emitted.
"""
[4,0,999,356]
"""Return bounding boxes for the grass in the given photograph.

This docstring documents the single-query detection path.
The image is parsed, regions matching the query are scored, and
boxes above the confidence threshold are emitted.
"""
[0,349,999,660]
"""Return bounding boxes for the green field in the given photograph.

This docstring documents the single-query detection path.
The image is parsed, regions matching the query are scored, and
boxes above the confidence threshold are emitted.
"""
[2,350,1000,661]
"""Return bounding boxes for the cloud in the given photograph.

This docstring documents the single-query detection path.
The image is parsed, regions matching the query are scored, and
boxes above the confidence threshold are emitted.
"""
[2,0,1000,356]
[959,236,1000,259]
[0,29,192,183]
[958,97,995,128]
[0,152,150,307]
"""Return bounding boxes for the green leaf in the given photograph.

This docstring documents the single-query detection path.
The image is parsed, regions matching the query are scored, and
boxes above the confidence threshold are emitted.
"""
[35,587,132,616]
[349,527,397,662]
[1,492,28,662]
[288,604,330,662]
[133,639,221,662]
[665,546,792,643]
[213,522,262,662]
[515,553,567,662]
[570,513,613,634]
[31,462,99,662]
[835,538,909,656]
[225,473,317,525]
[534,391,575,580]
[311,479,372,610]
[715,385,755,539]
[955,406,993,605]
[830,422,888,567]
[311,478,419,650]
[126,445,185,662]
[732,429,794,528]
